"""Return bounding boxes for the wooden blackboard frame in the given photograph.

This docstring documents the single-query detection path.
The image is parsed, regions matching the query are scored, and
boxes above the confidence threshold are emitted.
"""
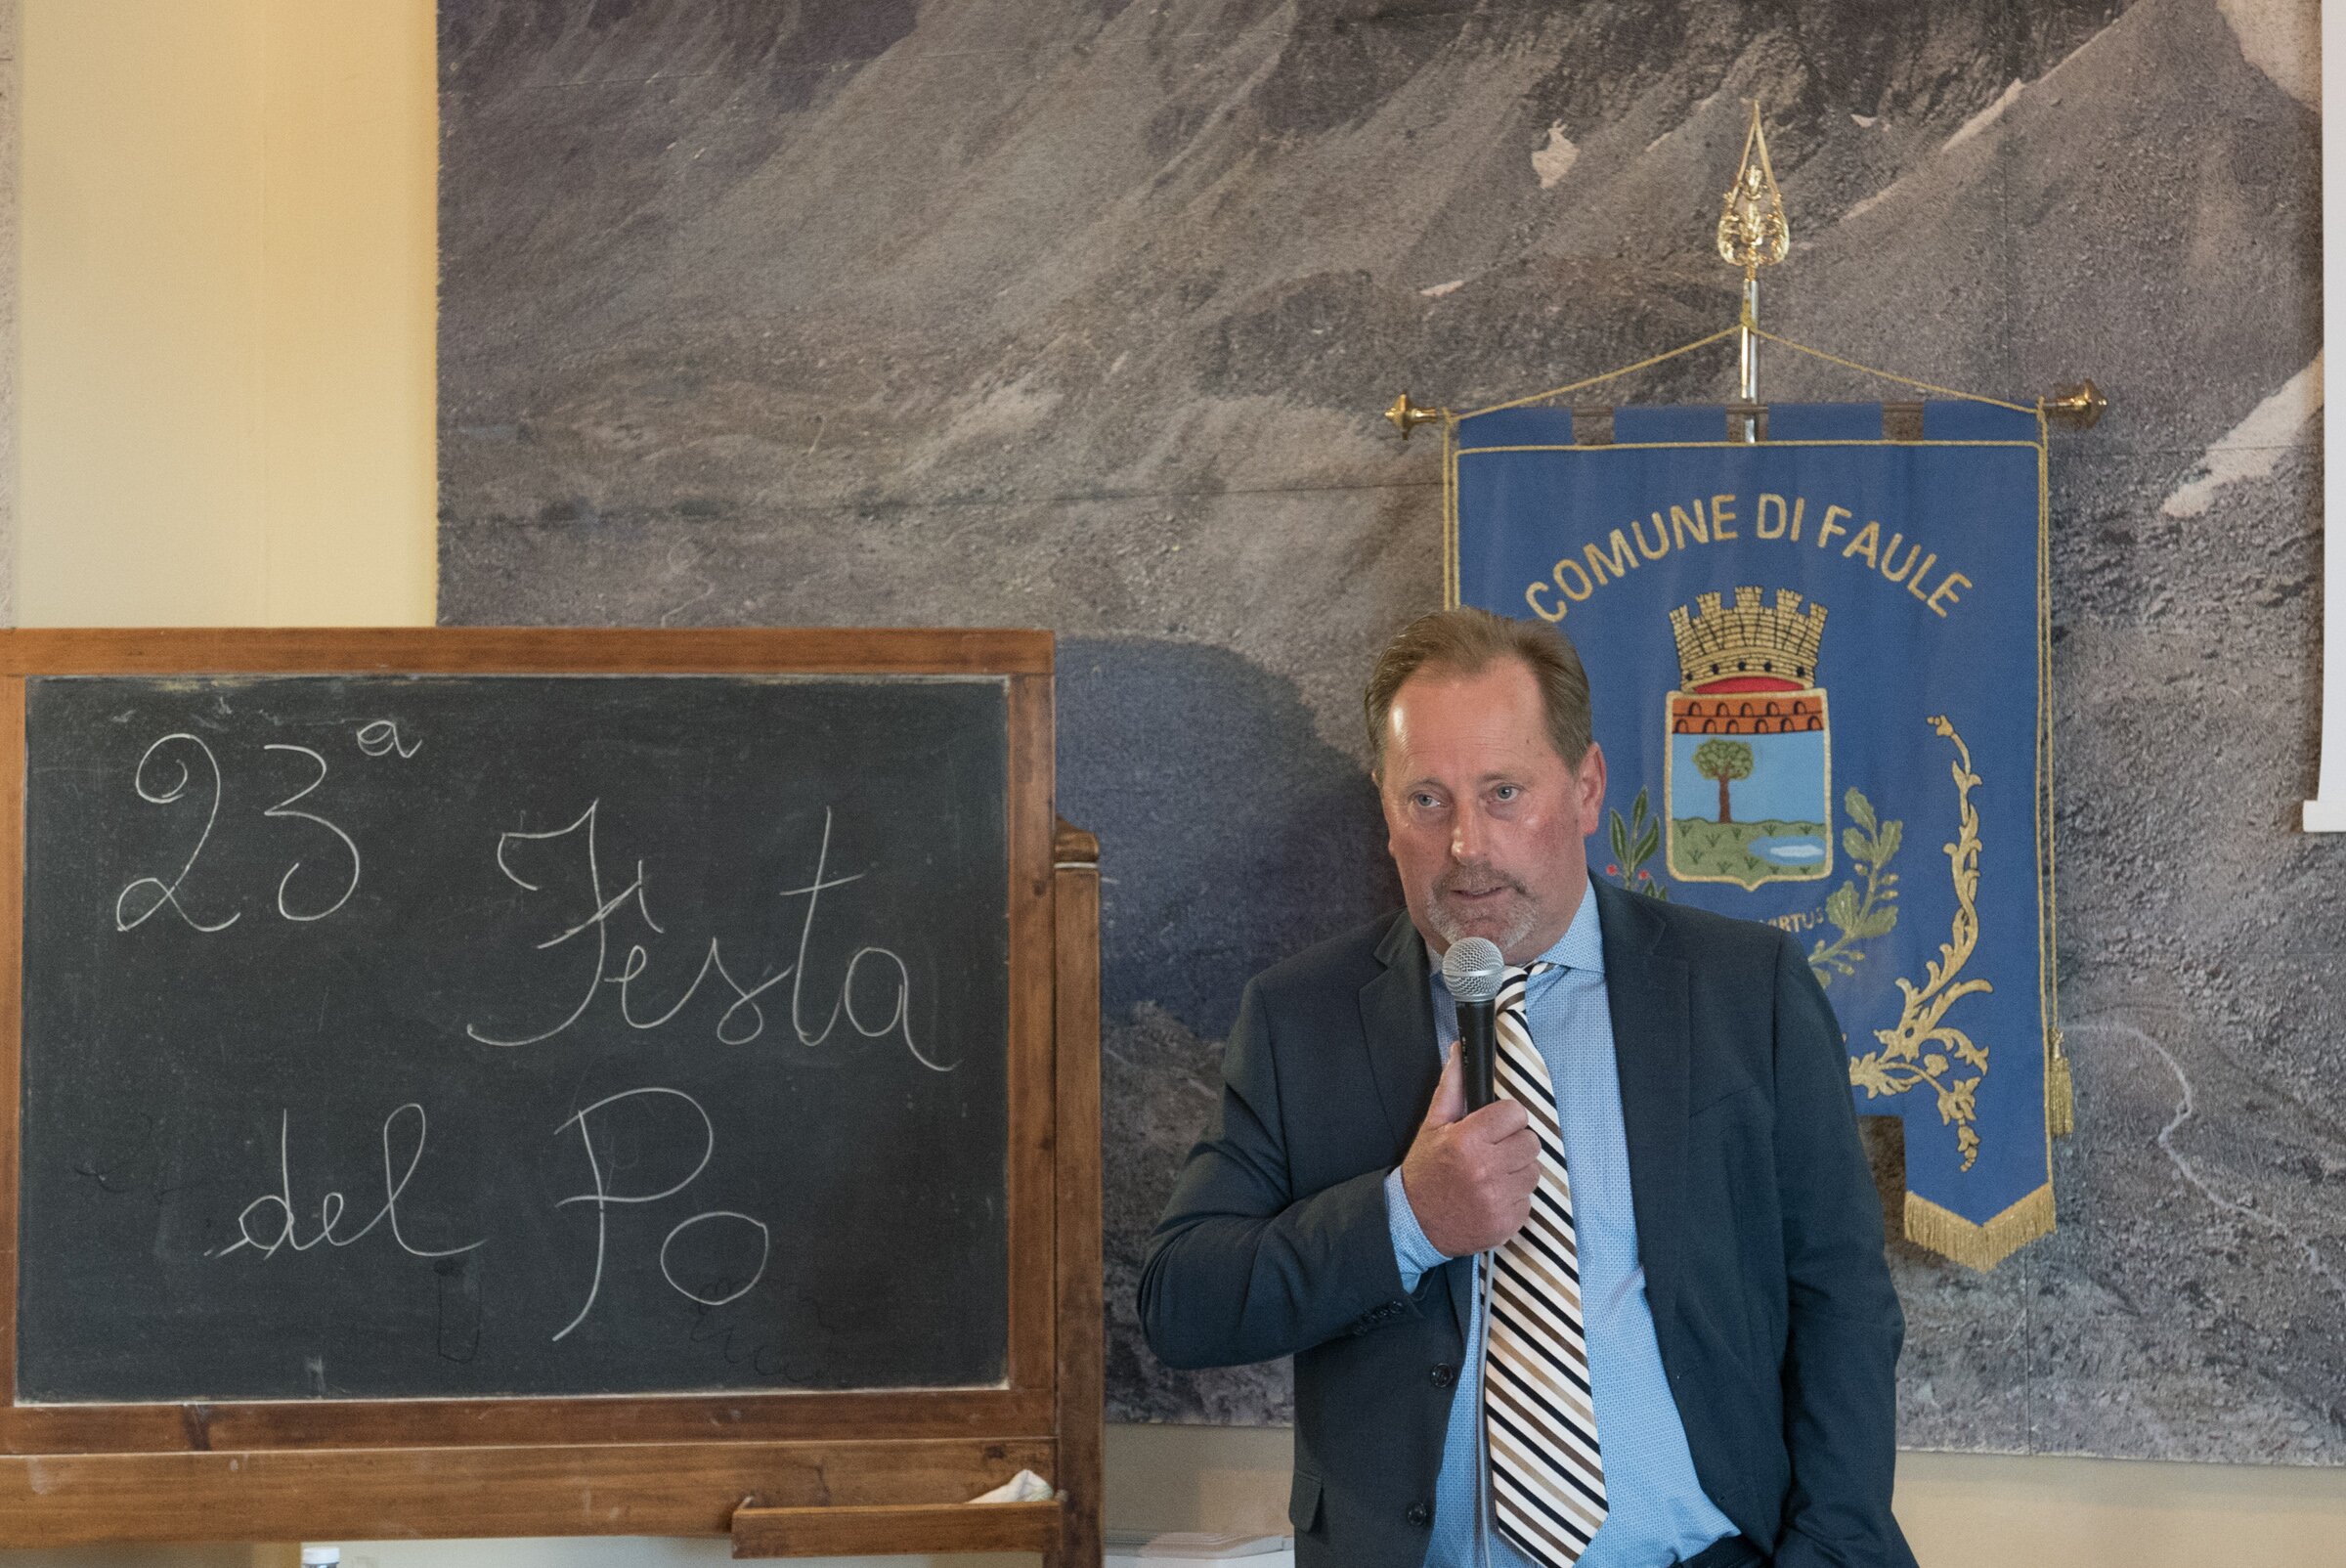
[0,629,1103,1565]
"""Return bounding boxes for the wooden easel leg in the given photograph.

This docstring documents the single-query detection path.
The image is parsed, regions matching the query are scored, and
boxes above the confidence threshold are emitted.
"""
[1053,824,1107,1568]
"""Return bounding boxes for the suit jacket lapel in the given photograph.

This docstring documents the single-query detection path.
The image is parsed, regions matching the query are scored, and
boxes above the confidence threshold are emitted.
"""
[1359,911,1437,1161]
[1595,880,1691,1329]
[1358,912,1467,1333]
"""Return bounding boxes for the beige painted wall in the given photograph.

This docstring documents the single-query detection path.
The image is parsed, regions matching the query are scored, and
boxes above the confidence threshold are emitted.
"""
[17,0,434,628]
[1108,1424,2346,1566]
[8,2,2346,1565]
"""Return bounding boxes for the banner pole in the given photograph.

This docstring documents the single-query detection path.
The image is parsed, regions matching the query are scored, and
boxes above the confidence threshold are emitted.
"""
[1735,276,1761,443]
[1740,278,1759,404]
[1718,102,1782,444]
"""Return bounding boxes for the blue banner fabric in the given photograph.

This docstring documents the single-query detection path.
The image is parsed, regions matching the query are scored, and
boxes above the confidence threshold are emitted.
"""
[1451,401,2055,1269]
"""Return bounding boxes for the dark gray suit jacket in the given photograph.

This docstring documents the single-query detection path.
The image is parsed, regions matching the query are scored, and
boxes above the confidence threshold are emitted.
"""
[1138,881,1915,1568]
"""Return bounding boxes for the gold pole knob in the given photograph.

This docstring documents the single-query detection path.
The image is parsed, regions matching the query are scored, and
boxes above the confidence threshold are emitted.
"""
[2042,379,2107,430]
[1385,391,1446,442]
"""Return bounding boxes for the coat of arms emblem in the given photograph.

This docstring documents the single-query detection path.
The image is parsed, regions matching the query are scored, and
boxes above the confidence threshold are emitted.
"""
[1664,588,1831,890]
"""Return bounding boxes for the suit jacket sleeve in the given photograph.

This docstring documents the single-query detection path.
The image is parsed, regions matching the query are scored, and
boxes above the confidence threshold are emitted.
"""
[1767,933,1916,1568]
[1137,978,1417,1371]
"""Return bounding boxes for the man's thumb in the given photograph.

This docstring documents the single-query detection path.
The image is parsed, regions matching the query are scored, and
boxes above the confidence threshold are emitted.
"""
[1422,1041,1466,1129]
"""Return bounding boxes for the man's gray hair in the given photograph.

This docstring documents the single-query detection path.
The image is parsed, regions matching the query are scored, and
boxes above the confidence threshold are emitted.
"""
[1363,607,1593,773]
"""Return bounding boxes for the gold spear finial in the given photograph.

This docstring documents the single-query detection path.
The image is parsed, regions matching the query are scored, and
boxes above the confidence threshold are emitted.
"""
[1716,101,1789,283]
[1384,390,1445,442]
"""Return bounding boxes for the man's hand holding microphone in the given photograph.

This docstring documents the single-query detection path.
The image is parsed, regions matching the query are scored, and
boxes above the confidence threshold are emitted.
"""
[1397,936,1540,1257]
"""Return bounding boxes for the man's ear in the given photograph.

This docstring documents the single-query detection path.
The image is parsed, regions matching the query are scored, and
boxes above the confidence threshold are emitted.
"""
[1575,741,1608,834]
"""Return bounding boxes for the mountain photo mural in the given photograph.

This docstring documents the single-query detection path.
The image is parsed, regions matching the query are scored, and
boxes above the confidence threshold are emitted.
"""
[438,0,2343,1462]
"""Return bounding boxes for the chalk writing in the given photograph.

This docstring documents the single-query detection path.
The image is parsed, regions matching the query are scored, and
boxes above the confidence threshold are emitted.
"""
[550,1086,769,1340]
[210,1103,484,1262]
[117,730,396,930]
[114,733,241,933]
[354,719,420,759]
[262,745,362,922]
[466,804,947,1069]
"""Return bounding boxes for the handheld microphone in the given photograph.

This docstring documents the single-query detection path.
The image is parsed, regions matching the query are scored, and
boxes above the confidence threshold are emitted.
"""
[1439,937,1506,1111]
[1440,936,1510,1568]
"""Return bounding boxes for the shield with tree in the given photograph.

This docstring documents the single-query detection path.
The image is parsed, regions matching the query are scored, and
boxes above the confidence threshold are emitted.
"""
[1664,588,1834,890]
[1691,737,1753,822]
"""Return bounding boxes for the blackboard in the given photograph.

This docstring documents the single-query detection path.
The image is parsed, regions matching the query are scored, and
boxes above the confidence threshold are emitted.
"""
[17,672,1011,1403]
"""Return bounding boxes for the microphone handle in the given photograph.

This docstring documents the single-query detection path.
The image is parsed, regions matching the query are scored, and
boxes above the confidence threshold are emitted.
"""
[1455,999,1498,1111]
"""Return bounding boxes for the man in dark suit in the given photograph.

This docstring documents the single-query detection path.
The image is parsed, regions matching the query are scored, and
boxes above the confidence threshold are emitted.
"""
[1140,609,1913,1568]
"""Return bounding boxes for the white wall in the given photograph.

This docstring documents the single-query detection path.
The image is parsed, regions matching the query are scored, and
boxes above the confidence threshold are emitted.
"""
[2312,0,2346,828]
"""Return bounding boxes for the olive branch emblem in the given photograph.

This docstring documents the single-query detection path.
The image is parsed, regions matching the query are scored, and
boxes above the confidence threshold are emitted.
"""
[1846,716,1993,1171]
[1605,786,1669,900]
[1808,787,1900,982]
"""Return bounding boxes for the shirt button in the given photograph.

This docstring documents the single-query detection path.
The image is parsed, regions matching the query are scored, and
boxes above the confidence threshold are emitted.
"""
[1429,1363,1456,1388]
[1406,1502,1432,1526]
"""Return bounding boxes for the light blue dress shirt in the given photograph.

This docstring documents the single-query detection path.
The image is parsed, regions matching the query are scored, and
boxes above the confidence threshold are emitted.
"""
[1383,880,1737,1568]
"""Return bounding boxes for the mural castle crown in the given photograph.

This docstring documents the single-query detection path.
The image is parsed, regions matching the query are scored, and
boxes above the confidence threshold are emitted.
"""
[1668,587,1827,689]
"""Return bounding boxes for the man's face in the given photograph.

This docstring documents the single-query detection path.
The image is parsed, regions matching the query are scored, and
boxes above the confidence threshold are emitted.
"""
[1378,658,1606,963]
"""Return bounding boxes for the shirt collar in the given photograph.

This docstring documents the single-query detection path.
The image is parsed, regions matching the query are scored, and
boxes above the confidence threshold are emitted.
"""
[1539,877,1604,976]
[1423,877,1606,989]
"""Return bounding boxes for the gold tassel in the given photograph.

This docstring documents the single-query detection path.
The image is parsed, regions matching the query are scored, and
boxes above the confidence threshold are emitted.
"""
[2046,1037,2074,1139]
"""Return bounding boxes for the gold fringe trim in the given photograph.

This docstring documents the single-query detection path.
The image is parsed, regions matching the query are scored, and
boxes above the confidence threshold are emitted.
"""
[1902,1184,2055,1273]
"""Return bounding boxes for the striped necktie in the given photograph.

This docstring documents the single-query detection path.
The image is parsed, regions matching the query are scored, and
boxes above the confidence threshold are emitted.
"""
[1485,960,1607,1564]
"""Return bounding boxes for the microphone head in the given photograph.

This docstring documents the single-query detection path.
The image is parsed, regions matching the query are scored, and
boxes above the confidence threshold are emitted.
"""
[1440,936,1506,1004]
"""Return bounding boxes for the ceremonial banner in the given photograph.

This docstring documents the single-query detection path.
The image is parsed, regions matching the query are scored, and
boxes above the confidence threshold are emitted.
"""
[1450,400,2060,1269]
